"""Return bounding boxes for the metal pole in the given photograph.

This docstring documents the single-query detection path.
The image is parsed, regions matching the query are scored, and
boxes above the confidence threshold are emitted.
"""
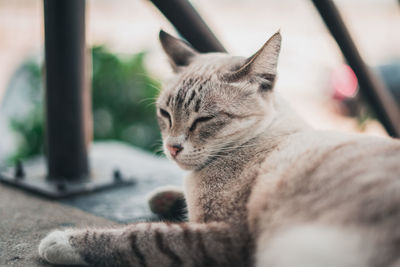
[43,0,89,181]
[311,0,400,138]
[149,0,226,53]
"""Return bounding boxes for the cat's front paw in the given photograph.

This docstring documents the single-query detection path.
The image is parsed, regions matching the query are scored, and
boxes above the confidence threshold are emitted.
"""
[38,230,88,266]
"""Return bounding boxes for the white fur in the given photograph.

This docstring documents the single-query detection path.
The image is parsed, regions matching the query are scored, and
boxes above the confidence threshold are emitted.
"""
[256,224,369,267]
[38,230,88,265]
[135,223,150,232]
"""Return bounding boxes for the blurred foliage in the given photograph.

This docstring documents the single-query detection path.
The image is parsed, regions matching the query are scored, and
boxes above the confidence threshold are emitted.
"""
[90,46,160,149]
[8,60,45,162]
[8,46,161,162]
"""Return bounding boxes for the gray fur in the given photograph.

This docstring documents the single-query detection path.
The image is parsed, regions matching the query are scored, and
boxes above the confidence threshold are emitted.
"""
[38,31,400,267]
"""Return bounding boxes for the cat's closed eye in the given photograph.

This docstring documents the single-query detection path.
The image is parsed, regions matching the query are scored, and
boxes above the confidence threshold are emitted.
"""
[189,116,214,132]
[159,108,172,127]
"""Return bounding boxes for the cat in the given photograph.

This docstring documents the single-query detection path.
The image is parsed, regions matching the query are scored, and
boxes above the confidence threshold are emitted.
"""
[38,30,400,267]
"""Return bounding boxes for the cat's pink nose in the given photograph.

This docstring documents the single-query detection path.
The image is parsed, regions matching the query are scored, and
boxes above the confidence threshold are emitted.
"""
[167,144,183,157]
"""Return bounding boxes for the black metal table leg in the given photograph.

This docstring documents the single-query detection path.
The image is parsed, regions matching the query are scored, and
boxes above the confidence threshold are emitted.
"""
[43,0,89,181]
[149,0,226,53]
[0,1,135,198]
[311,0,400,138]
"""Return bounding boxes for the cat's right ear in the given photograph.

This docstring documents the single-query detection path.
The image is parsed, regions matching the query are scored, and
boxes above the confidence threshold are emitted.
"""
[159,30,198,72]
[224,32,281,91]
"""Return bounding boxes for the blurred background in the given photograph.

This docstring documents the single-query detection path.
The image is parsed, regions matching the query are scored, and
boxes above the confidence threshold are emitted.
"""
[0,0,399,164]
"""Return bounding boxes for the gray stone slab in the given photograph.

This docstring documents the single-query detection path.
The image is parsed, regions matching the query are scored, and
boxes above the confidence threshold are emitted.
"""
[60,141,186,223]
[0,185,118,267]
[0,142,186,266]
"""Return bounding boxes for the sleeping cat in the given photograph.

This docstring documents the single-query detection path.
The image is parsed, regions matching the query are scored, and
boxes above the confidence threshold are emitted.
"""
[38,30,400,267]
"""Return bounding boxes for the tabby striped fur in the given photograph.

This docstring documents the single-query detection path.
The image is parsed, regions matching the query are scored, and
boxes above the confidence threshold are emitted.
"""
[38,31,400,267]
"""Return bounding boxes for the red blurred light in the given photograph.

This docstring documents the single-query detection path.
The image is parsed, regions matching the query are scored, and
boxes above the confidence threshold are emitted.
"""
[332,64,358,100]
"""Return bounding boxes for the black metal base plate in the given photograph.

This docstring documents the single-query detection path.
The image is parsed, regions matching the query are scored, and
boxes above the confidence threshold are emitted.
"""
[0,157,135,199]
[0,142,185,222]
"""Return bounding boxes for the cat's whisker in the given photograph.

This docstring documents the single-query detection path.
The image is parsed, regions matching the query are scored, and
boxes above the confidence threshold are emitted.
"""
[132,72,163,84]
[216,143,259,151]
[138,96,158,105]
[147,83,162,93]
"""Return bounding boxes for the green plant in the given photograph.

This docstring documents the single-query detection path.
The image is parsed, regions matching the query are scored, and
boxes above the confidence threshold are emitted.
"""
[7,46,162,162]
[91,46,160,151]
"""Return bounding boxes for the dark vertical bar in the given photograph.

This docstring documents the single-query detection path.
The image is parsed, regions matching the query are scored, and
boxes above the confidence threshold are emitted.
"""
[311,0,400,137]
[149,0,226,53]
[43,0,89,181]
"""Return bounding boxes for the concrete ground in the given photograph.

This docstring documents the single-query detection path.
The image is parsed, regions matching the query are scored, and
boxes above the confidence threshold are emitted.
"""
[0,184,118,267]
[0,142,184,266]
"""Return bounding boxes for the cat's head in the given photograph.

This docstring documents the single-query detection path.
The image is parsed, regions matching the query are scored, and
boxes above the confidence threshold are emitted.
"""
[157,30,281,170]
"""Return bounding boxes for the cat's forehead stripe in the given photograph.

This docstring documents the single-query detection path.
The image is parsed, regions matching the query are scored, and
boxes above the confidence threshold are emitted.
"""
[184,89,196,109]
[166,95,172,107]
[175,88,186,109]
[174,78,195,109]
[166,76,199,110]
[194,99,201,112]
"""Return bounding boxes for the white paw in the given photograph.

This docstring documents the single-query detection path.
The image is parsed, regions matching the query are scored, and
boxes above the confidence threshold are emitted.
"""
[38,230,88,266]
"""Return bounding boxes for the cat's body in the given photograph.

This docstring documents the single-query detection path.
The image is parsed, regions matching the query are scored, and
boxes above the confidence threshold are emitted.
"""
[39,31,400,267]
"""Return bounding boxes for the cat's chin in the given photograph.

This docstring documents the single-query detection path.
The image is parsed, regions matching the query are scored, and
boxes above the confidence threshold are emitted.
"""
[172,157,207,171]
[175,161,198,171]
[174,157,214,171]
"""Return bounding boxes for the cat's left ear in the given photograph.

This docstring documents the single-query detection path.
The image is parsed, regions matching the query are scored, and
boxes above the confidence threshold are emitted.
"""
[225,32,281,91]
[159,30,198,72]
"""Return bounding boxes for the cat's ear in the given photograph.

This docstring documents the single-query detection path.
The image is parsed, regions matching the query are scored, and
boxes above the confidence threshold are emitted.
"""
[225,32,281,90]
[159,30,198,72]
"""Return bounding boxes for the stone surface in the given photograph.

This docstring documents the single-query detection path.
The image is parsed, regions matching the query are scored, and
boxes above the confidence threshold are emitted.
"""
[61,141,185,223]
[0,142,185,266]
[0,185,118,267]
